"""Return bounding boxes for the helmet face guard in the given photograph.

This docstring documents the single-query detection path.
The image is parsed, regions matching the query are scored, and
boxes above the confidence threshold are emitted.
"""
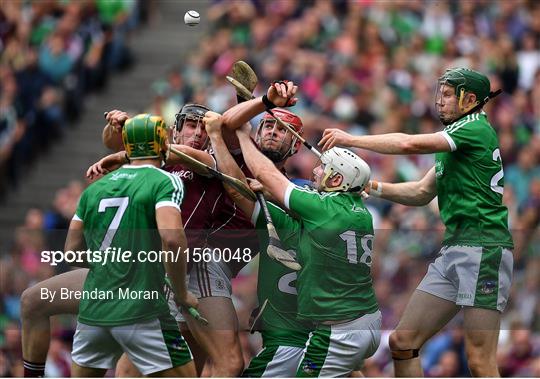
[435,68,491,124]
[318,147,370,192]
[255,108,303,163]
[122,114,168,161]
[173,104,210,149]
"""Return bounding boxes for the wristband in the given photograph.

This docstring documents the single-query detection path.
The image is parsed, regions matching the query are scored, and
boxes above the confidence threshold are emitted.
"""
[370,180,383,197]
[262,94,277,109]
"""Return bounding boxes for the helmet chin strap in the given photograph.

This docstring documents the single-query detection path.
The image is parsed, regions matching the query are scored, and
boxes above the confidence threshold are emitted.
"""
[447,88,502,125]
[320,171,343,192]
[161,149,169,167]
[458,88,479,113]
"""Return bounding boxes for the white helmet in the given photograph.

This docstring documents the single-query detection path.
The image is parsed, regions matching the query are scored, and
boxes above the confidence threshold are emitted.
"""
[319,147,371,192]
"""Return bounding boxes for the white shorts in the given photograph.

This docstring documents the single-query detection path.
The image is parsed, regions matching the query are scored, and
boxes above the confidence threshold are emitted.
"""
[243,345,305,377]
[417,245,513,312]
[188,259,233,298]
[296,311,382,377]
[72,315,192,375]
[167,260,233,322]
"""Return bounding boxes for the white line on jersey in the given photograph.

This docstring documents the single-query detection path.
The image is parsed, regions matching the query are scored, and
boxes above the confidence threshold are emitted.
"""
[184,190,206,228]
[445,115,470,134]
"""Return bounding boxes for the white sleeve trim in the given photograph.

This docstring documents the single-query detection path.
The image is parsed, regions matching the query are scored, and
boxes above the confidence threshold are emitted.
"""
[439,131,457,152]
[251,202,261,225]
[72,214,82,222]
[155,201,181,212]
[284,182,295,210]
[209,153,217,170]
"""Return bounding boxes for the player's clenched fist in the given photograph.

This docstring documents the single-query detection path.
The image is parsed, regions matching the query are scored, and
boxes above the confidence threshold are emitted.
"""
[203,111,223,135]
[266,80,298,107]
[248,178,264,192]
[177,290,199,310]
[319,128,356,151]
[247,178,275,202]
[105,109,129,131]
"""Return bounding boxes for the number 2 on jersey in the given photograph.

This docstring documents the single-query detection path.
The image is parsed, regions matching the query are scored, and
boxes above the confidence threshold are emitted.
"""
[339,231,373,267]
[491,148,504,195]
[98,197,129,250]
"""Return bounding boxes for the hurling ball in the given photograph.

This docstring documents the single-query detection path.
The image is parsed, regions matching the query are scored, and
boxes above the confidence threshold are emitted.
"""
[184,10,200,26]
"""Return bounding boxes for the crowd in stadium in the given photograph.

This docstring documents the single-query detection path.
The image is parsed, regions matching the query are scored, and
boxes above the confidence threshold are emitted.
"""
[1,0,539,377]
[0,0,143,198]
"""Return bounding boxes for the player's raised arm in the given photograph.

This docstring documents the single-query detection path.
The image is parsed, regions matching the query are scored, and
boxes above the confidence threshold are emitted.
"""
[88,144,216,180]
[204,111,256,216]
[167,143,215,170]
[369,167,437,206]
[86,151,127,180]
[235,126,290,207]
[102,109,130,151]
[319,128,452,154]
[223,81,299,206]
[222,81,298,129]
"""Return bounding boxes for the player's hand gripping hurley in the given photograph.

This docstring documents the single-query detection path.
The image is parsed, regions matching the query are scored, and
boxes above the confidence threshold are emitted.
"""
[167,146,256,201]
[255,192,301,271]
[164,276,208,325]
[228,61,302,270]
[226,74,321,158]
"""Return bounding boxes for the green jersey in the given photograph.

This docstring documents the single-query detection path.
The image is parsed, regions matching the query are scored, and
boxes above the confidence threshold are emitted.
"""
[437,112,513,248]
[253,205,311,347]
[74,165,184,326]
[256,183,378,322]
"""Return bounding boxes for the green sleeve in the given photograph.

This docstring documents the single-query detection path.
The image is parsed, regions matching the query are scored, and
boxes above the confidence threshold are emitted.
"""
[442,115,484,152]
[74,190,88,221]
[283,183,330,224]
[252,201,301,250]
[155,173,184,210]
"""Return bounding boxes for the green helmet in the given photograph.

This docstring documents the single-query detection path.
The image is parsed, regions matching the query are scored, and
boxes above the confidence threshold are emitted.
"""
[438,67,491,104]
[122,113,168,160]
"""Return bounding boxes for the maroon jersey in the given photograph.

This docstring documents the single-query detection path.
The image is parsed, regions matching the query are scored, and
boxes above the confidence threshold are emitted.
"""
[206,152,260,276]
[164,164,221,249]
[165,152,260,278]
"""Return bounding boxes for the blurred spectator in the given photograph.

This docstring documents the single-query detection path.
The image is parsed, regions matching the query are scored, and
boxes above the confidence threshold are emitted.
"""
[38,32,75,84]
[500,326,540,377]
[506,147,540,209]
[422,327,468,376]
[0,0,139,196]
[427,350,462,377]
[516,31,540,91]
[94,0,136,71]
[0,74,25,195]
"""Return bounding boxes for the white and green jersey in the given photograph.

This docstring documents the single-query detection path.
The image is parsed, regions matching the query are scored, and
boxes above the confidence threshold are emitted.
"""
[252,183,378,322]
[74,165,184,326]
[437,112,513,248]
[252,210,311,348]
